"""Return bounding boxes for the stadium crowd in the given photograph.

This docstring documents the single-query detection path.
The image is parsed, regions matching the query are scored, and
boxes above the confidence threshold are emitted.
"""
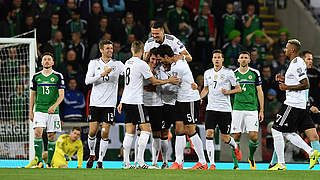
[0,0,320,165]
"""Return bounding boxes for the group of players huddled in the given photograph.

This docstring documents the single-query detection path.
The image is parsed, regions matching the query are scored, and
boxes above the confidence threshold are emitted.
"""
[26,22,320,170]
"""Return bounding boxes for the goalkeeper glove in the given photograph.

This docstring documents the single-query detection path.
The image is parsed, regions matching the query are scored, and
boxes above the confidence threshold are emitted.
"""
[64,155,70,161]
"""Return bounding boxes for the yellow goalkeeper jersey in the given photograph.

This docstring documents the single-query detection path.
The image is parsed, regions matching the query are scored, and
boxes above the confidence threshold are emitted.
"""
[54,134,83,168]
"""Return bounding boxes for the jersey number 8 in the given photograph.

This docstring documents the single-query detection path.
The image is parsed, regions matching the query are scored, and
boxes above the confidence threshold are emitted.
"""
[125,68,131,85]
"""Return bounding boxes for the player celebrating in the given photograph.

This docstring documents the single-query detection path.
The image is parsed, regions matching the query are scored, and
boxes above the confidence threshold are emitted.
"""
[144,21,192,62]
[52,127,83,168]
[270,39,320,170]
[117,41,179,169]
[200,50,242,170]
[29,52,65,168]
[85,40,124,168]
[158,44,207,169]
[230,51,264,170]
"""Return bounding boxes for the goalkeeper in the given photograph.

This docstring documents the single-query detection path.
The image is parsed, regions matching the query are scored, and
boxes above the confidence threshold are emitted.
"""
[51,127,83,168]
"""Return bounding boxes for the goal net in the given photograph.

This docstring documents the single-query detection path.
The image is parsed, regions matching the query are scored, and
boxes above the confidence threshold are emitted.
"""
[0,38,36,168]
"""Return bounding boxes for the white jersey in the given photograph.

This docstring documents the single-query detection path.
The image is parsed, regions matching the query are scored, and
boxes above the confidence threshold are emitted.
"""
[144,34,186,54]
[121,57,153,104]
[158,66,178,105]
[85,58,124,107]
[284,56,308,109]
[204,67,238,112]
[143,66,163,106]
[171,59,200,102]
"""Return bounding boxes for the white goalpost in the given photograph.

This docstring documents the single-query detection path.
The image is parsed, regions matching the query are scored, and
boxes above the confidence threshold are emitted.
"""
[0,37,36,167]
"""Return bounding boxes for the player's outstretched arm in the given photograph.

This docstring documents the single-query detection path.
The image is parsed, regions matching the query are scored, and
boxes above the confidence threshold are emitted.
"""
[181,50,192,62]
[256,85,264,122]
[148,76,180,86]
[280,78,310,91]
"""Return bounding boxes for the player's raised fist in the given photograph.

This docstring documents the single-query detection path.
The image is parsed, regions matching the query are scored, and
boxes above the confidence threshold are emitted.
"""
[275,73,284,82]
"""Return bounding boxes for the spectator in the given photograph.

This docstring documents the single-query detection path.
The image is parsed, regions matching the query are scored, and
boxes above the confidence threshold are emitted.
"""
[65,8,88,40]
[30,0,53,22]
[112,41,126,62]
[102,0,125,26]
[165,0,191,37]
[21,14,35,35]
[264,88,281,125]
[221,3,241,44]
[0,8,15,37]
[119,12,145,43]
[58,0,76,34]
[67,32,87,67]
[192,2,215,65]
[18,64,29,91]
[249,48,262,70]
[246,30,274,64]
[63,79,85,122]
[37,12,62,44]
[48,30,65,68]
[10,0,23,35]
[222,30,243,68]
[271,51,288,76]
[261,65,277,95]
[242,3,263,45]
[8,84,28,124]
[272,28,289,59]
[88,16,113,47]
[49,13,62,40]
[87,2,105,47]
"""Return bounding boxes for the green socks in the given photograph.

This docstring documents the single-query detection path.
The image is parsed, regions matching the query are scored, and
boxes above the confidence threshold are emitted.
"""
[249,140,259,161]
[34,138,43,162]
[231,139,240,168]
[47,140,56,165]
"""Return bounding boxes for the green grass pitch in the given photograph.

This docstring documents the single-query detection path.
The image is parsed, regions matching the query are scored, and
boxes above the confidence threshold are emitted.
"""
[1,169,320,180]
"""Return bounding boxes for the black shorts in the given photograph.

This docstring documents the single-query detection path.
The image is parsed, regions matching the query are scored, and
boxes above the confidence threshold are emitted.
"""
[123,104,149,125]
[205,110,231,134]
[162,104,177,129]
[89,107,115,123]
[145,106,163,132]
[272,104,315,133]
[175,100,200,125]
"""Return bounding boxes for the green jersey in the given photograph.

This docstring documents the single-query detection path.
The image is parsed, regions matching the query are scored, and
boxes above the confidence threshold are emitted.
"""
[242,14,262,44]
[222,13,237,38]
[233,67,262,111]
[31,70,65,114]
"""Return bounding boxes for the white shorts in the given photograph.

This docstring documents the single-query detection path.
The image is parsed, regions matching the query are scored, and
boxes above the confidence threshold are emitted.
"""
[231,110,259,133]
[33,112,61,132]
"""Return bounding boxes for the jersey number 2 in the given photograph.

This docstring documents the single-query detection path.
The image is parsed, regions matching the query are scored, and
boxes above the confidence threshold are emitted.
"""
[125,68,131,85]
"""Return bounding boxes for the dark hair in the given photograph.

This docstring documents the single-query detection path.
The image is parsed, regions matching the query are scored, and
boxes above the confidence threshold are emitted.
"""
[42,52,55,60]
[239,51,250,56]
[99,40,113,50]
[72,127,81,133]
[158,44,174,58]
[151,21,164,29]
[212,49,224,58]
[300,50,312,58]
[145,47,158,63]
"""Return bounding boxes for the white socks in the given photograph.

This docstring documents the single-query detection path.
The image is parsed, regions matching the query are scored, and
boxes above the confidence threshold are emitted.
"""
[161,138,169,163]
[271,128,285,164]
[137,131,151,164]
[284,132,313,156]
[134,135,139,164]
[88,135,96,156]
[175,134,186,164]
[206,138,215,165]
[152,137,161,165]
[228,136,237,149]
[98,138,109,162]
[123,133,134,164]
[190,133,206,165]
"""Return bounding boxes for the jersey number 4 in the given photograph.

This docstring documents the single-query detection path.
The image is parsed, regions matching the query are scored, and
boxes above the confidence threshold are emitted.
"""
[125,68,131,85]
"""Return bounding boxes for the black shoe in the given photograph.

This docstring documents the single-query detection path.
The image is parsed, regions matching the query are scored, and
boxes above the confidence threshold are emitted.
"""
[268,163,276,169]
[96,161,103,169]
[86,155,96,168]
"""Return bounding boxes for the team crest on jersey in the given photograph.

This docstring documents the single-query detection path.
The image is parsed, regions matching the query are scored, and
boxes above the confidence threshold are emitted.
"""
[111,65,116,71]
[248,75,252,79]
[220,75,224,79]
[214,74,218,80]
[50,77,55,82]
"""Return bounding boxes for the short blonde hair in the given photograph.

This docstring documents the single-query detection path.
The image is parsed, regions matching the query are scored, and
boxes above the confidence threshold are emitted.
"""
[131,40,144,54]
[288,39,301,52]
